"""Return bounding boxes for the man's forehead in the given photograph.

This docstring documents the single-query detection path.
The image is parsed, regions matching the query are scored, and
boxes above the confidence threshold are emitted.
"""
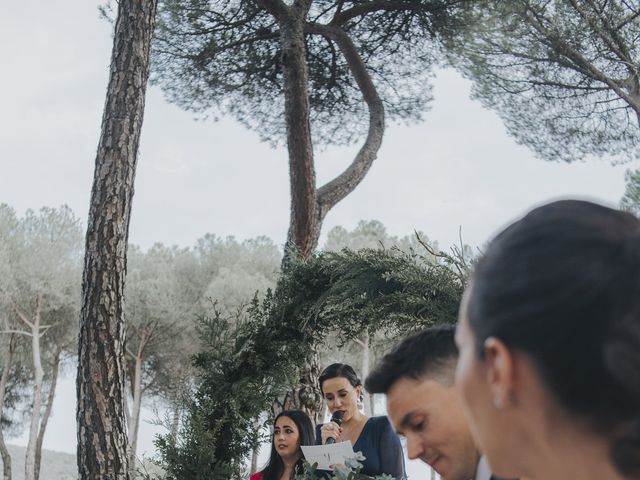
[388,375,457,412]
[391,369,455,393]
[387,377,434,410]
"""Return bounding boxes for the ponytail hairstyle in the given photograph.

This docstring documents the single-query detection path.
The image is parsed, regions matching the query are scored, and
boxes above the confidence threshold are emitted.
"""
[260,410,314,480]
[467,200,640,478]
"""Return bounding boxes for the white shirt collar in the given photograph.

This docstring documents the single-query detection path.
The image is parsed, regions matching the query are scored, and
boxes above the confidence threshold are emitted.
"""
[474,456,492,480]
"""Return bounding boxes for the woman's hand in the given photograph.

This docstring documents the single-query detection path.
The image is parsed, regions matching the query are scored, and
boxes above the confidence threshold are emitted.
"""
[320,421,343,444]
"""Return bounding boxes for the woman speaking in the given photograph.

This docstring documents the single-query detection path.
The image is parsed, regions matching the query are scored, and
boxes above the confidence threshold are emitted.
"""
[316,363,405,479]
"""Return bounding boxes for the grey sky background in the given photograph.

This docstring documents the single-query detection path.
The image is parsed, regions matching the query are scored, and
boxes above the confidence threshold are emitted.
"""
[2,0,638,468]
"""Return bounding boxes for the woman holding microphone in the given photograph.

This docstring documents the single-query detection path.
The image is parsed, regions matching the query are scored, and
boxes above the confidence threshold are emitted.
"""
[316,363,405,479]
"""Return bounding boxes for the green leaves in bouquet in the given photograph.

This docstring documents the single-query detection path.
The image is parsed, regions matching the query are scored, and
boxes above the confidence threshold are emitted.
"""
[296,453,396,480]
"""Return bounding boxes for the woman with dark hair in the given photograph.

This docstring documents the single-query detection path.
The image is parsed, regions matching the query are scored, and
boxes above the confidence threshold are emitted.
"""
[250,410,314,480]
[455,200,640,480]
[316,363,405,479]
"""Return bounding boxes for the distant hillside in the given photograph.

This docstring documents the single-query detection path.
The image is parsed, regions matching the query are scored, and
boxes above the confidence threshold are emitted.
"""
[1,444,165,479]
[1,444,76,480]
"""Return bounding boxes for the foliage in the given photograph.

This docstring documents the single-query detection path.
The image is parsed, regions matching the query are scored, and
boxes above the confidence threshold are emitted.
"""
[620,168,640,217]
[0,204,83,437]
[152,0,468,146]
[154,308,275,479]
[195,235,281,316]
[323,220,437,256]
[320,221,474,416]
[0,205,83,333]
[273,248,463,341]
[0,315,31,434]
[449,0,640,163]
[296,453,393,480]
[1,444,77,480]
[124,235,281,395]
[125,245,199,399]
[124,235,282,471]
[155,247,463,478]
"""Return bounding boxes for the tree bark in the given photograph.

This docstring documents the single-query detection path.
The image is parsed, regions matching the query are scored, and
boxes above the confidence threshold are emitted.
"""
[76,1,157,478]
[279,19,385,264]
[170,405,181,446]
[358,333,372,417]
[268,1,317,264]
[258,1,387,424]
[34,349,61,480]
[310,23,385,227]
[250,417,260,474]
[285,350,325,425]
[25,297,44,480]
[0,335,16,480]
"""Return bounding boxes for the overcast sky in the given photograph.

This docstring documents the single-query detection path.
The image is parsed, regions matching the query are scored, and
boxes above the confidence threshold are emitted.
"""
[2,0,638,469]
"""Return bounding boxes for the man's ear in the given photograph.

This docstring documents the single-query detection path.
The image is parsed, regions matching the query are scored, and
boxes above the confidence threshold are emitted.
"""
[483,337,516,408]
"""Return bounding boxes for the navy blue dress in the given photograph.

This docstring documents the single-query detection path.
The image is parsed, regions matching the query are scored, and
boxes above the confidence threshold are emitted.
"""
[315,416,405,479]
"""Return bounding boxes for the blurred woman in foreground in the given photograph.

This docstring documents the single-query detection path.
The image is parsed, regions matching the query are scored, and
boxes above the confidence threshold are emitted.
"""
[455,200,640,480]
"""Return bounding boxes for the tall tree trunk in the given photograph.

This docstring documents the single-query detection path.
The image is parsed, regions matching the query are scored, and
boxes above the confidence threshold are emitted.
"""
[631,88,640,129]
[250,448,259,474]
[170,404,181,446]
[0,335,16,480]
[34,349,61,480]
[300,351,325,425]
[258,0,325,427]
[286,21,386,421]
[274,1,318,264]
[127,354,143,479]
[256,0,387,424]
[359,333,372,417]
[250,416,261,473]
[277,11,387,266]
[25,299,44,480]
[76,1,157,478]
[269,349,324,425]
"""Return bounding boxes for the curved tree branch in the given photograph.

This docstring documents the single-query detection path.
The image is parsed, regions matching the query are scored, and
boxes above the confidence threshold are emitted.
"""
[307,23,385,223]
[569,0,633,67]
[330,0,452,26]
[521,2,640,118]
[8,297,34,329]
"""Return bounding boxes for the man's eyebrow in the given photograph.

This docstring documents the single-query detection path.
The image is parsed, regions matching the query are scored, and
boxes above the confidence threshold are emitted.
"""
[399,411,419,431]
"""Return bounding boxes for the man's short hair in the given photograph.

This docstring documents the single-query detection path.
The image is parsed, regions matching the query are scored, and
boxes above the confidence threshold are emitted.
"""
[365,324,458,394]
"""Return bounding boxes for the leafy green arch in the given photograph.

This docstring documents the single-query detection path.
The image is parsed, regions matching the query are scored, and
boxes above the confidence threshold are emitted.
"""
[156,247,464,479]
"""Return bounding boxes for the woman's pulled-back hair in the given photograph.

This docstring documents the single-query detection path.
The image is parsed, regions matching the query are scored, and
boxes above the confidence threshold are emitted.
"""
[260,410,314,480]
[468,199,640,478]
[318,363,362,394]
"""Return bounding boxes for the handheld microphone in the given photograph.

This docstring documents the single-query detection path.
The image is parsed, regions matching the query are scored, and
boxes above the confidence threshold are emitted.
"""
[325,410,343,445]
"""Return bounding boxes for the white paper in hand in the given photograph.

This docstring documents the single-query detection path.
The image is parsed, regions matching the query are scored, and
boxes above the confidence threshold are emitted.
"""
[301,441,356,470]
